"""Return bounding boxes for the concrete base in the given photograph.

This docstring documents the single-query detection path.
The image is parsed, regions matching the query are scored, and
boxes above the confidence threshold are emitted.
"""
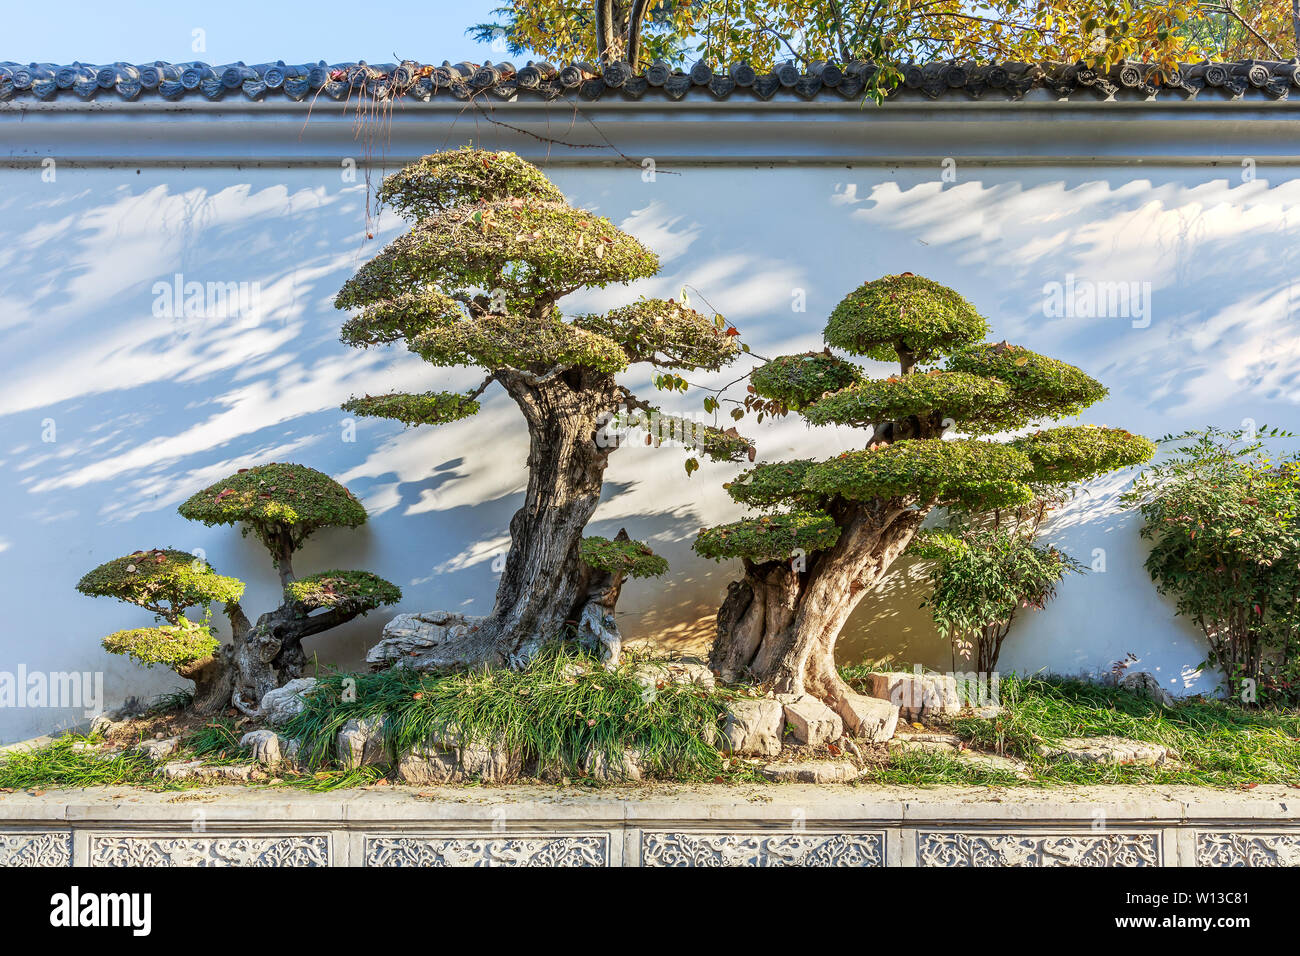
[2,784,1298,866]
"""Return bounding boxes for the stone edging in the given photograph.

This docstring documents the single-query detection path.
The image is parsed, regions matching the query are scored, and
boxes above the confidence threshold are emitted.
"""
[1,784,1297,867]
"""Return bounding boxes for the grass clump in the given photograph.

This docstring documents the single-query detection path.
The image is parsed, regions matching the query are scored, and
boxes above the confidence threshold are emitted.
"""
[841,670,1300,788]
[0,735,157,789]
[282,646,735,782]
[948,675,1300,787]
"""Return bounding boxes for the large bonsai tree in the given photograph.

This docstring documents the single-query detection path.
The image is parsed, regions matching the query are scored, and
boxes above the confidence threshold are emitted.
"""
[694,273,1153,727]
[79,463,400,715]
[336,148,746,670]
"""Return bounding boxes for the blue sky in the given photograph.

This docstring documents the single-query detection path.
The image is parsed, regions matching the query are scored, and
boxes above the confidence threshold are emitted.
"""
[3,0,510,64]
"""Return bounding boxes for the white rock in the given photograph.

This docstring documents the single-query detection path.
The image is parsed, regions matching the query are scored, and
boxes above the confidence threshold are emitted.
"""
[783,696,843,747]
[761,760,859,783]
[460,741,522,782]
[583,748,643,783]
[395,746,461,785]
[720,698,784,757]
[88,713,125,737]
[865,671,962,721]
[133,736,180,762]
[160,760,262,782]
[259,678,318,726]
[839,692,899,743]
[1040,736,1175,766]
[160,759,204,779]
[70,741,121,762]
[367,611,485,669]
[337,717,386,771]
[575,601,622,667]
[240,729,301,770]
[630,660,715,692]
[1119,671,1176,707]
[960,751,1033,779]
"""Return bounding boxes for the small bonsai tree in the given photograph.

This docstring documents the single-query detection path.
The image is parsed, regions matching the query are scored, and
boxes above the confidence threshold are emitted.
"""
[694,274,1154,727]
[1123,426,1300,704]
[177,462,401,714]
[76,549,245,713]
[335,148,747,671]
[910,520,1082,673]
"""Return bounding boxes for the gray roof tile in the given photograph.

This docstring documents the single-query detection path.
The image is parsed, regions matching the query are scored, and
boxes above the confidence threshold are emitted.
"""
[2,58,1298,104]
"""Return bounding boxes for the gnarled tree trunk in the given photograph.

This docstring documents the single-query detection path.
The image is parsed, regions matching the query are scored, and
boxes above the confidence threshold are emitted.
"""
[394,368,622,671]
[224,598,383,716]
[710,501,928,726]
[180,651,236,716]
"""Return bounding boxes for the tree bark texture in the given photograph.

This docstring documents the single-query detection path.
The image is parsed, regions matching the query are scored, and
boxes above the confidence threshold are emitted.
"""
[390,368,623,672]
[710,501,929,726]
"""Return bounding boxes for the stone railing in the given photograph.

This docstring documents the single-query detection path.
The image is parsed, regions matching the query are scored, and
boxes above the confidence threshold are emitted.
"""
[2,784,1298,866]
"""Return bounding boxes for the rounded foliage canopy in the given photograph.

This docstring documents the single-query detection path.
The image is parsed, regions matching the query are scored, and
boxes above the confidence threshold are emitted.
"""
[378,148,566,221]
[749,352,863,411]
[946,342,1108,427]
[340,290,466,349]
[342,391,482,427]
[695,509,842,562]
[77,549,244,613]
[178,463,366,550]
[1012,426,1156,485]
[410,311,628,374]
[805,439,1034,504]
[724,459,817,507]
[284,570,402,613]
[335,200,659,311]
[804,370,1012,430]
[102,620,220,671]
[825,274,988,366]
[579,536,670,578]
[575,298,739,372]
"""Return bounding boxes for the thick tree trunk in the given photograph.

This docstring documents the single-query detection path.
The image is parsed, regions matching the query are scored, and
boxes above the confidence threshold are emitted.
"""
[393,369,621,672]
[180,651,235,716]
[224,599,373,715]
[710,501,928,727]
[225,602,281,716]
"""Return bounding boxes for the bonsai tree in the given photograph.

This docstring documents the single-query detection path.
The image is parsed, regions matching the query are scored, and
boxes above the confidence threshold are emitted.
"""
[76,549,245,714]
[177,462,401,714]
[1122,426,1300,704]
[335,148,746,671]
[694,273,1154,728]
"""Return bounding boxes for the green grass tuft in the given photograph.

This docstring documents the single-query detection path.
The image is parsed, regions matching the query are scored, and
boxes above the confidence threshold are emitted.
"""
[0,735,157,789]
[281,646,734,782]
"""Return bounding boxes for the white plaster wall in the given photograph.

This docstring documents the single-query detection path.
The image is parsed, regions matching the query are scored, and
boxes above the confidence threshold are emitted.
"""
[1,156,1297,742]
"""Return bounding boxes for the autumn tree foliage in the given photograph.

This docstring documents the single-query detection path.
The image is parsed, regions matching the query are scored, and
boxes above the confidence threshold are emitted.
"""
[472,0,1259,96]
[336,148,747,670]
[694,274,1153,727]
[79,463,400,715]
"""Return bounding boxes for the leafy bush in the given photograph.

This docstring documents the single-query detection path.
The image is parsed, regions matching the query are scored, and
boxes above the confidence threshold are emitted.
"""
[911,524,1082,672]
[1123,426,1300,705]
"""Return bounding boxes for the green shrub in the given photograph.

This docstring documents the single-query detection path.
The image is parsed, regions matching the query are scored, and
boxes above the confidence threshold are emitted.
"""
[1123,426,1300,704]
